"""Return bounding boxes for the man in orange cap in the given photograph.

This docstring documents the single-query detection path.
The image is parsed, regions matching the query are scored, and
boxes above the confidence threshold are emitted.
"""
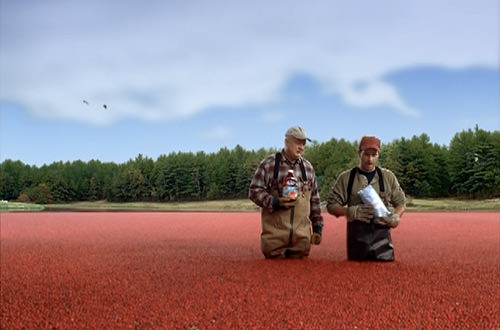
[326,136,406,261]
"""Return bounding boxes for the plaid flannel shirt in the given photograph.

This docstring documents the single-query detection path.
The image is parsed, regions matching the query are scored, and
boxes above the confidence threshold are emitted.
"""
[248,151,324,228]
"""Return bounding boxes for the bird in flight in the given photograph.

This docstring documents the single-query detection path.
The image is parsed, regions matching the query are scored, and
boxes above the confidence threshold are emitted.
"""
[82,100,108,110]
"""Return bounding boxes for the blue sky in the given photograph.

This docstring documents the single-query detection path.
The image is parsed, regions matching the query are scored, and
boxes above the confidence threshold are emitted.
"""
[1,0,499,166]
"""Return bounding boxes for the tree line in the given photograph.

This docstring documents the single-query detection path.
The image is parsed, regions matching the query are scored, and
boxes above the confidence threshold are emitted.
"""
[1,126,499,204]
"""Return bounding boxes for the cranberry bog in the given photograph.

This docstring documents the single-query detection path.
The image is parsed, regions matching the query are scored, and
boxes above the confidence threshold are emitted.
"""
[1,212,499,329]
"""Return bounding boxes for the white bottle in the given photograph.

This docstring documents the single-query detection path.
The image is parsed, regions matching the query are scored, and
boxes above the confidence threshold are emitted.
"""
[282,169,298,200]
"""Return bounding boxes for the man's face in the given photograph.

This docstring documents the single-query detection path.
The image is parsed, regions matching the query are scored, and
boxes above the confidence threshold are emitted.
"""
[359,149,379,172]
[285,137,306,161]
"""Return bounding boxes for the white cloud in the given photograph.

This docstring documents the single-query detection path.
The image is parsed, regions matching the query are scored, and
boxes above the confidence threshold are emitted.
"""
[1,0,498,125]
[202,125,232,141]
[341,80,420,117]
[260,112,286,124]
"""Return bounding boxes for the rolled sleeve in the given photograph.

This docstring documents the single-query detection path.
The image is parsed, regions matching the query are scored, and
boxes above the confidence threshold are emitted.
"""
[309,174,324,227]
[248,157,275,210]
[326,170,350,214]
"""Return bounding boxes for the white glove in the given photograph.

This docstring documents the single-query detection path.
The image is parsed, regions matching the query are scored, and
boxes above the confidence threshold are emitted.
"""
[376,214,400,228]
[346,204,374,223]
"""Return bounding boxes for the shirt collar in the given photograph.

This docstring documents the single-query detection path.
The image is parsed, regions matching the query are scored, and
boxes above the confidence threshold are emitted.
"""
[281,149,302,166]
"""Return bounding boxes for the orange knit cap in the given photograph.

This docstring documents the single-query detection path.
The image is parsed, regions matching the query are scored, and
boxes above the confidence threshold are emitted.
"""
[359,136,381,152]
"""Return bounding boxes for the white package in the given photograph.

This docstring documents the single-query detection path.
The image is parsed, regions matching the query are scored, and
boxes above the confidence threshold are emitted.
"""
[358,185,391,218]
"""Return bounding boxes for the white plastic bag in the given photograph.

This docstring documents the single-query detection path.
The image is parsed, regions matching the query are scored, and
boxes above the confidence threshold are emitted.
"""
[358,185,391,218]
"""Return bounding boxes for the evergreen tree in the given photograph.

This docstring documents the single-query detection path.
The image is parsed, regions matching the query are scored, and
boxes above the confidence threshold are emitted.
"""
[1,126,498,202]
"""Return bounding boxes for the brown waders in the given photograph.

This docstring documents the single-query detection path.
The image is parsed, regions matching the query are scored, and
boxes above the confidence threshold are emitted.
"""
[261,190,312,258]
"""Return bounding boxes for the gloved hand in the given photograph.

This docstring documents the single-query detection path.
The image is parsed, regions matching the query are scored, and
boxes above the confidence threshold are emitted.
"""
[272,196,297,210]
[346,204,374,223]
[311,225,322,245]
[376,214,400,228]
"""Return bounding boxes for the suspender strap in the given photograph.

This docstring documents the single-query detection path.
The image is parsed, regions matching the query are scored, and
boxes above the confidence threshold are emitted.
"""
[376,167,385,192]
[273,152,281,181]
[376,167,387,203]
[347,167,385,205]
[347,167,357,205]
[273,152,307,181]
[300,161,307,181]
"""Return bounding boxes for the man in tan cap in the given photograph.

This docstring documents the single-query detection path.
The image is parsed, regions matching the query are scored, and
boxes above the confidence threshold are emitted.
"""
[249,126,323,258]
[326,136,406,261]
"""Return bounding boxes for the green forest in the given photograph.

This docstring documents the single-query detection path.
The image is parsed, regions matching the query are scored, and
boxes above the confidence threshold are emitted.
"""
[1,126,499,204]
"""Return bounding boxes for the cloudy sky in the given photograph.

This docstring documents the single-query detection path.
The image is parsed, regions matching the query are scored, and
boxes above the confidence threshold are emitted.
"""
[1,0,498,166]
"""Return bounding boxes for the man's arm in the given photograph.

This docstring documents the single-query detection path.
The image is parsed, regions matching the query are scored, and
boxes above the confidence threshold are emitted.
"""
[327,203,346,218]
[249,156,280,210]
[248,166,273,210]
[304,161,323,224]
[326,172,348,218]
[308,166,324,245]
[377,170,406,227]
[393,204,405,218]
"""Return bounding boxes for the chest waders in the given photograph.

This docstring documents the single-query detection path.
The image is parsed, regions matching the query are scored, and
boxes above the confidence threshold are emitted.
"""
[260,153,312,258]
[346,167,395,261]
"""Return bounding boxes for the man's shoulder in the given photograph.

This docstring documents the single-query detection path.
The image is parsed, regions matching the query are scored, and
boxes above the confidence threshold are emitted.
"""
[260,153,278,164]
[301,156,313,166]
[377,166,397,177]
[339,167,356,178]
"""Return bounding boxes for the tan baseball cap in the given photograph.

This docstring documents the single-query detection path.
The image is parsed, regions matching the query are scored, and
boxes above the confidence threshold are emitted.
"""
[285,126,312,141]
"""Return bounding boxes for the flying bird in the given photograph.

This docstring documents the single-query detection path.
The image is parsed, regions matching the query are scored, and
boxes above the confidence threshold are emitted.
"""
[82,100,108,110]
